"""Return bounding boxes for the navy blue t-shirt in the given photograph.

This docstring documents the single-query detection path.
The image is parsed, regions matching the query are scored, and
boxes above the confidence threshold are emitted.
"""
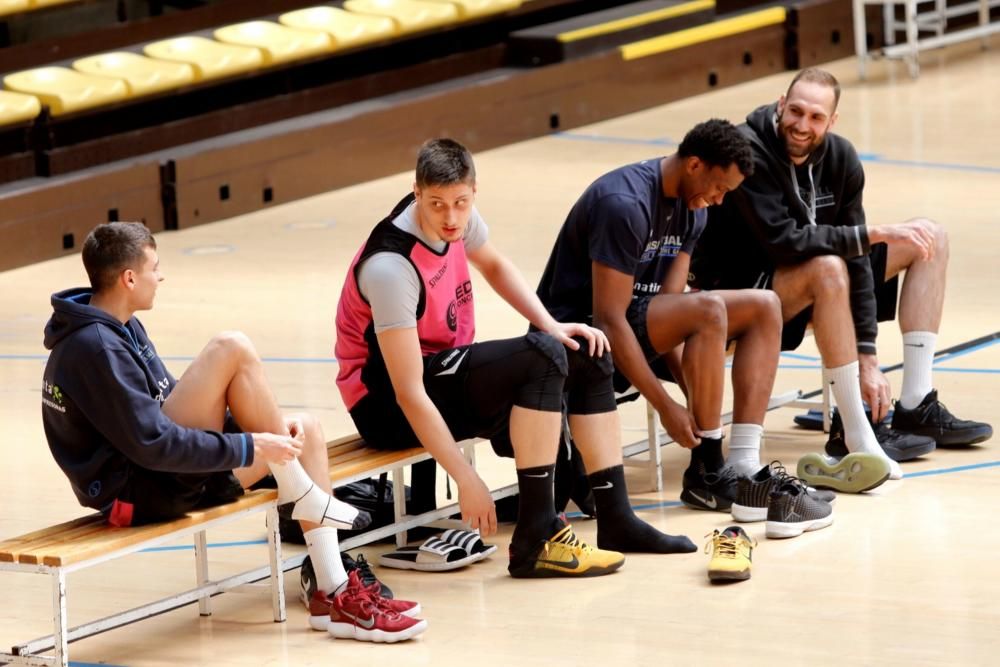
[537,158,707,323]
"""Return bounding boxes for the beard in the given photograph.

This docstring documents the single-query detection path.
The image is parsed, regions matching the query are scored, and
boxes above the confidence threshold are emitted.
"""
[777,112,824,159]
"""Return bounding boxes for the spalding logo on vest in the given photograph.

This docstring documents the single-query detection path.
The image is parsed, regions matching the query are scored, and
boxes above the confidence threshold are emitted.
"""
[447,301,458,331]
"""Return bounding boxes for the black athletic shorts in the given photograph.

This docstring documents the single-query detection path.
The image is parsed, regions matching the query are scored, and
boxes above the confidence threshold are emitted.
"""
[106,467,244,527]
[610,295,677,395]
[350,334,567,455]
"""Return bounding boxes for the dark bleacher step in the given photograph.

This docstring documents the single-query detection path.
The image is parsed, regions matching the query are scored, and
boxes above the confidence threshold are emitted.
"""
[508,0,717,66]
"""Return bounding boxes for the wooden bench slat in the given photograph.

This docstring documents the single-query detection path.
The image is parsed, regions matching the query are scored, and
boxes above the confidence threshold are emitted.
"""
[1,439,433,567]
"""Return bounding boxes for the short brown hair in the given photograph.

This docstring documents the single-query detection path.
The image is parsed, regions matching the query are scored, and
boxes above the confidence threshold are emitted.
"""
[786,67,841,110]
[82,222,156,292]
[415,138,476,189]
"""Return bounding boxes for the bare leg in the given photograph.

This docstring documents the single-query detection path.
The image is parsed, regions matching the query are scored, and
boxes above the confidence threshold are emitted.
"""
[509,406,561,468]
[716,290,782,425]
[645,291,727,431]
[162,331,360,529]
[887,218,948,334]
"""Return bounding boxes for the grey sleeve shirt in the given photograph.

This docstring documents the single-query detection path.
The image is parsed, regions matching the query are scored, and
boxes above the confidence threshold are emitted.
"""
[358,203,489,333]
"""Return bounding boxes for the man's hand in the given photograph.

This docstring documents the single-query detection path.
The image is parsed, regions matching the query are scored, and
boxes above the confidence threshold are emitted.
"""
[868,221,936,261]
[284,416,305,443]
[457,474,497,537]
[859,354,891,422]
[546,322,610,357]
[251,432,303,464]
[658,400,700,449]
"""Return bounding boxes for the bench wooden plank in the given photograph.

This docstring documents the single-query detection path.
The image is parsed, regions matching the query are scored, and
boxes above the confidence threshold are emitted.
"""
[0,438,434,567]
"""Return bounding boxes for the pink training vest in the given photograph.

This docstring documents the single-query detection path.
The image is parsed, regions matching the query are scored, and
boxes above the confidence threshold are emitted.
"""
[335,201,476,411]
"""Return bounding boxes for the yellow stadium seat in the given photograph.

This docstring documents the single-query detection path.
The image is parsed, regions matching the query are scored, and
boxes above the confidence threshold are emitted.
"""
[423,0,521,20]
[0,90,41,127]
[213,20,334,66]
[73,52,196,97]
[0,0,30,18]
[3,67,129,116]
[279,6,398,49]
[143,36,264,82]
[344,0,459,33]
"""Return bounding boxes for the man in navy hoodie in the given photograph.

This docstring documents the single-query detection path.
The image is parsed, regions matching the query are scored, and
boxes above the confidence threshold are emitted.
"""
[41,222,427,642]
[691,68,992,482]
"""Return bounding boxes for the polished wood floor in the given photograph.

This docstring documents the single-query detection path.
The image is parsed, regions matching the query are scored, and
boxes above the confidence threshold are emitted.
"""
[1,46,999,666]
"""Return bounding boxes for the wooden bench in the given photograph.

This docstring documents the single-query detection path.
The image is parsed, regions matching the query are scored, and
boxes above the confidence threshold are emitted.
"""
[0,435,515,667]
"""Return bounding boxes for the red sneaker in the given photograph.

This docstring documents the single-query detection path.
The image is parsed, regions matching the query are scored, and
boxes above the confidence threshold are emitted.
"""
[309,571,426,641]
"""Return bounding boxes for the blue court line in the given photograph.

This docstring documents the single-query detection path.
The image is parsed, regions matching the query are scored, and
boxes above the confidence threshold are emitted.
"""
[141,539,270,553]
[71,662,127,667]
[554,131,1000,174]
[780,351,821,361]
[897,460,1000,478]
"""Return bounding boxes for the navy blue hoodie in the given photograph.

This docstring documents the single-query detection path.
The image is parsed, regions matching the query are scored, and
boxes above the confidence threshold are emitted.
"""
[41,288,253,512]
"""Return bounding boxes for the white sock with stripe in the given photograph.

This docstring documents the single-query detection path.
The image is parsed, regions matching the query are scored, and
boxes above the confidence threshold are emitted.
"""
[899,331,936,409]
[826,361,902,479]
[304,527,348,596]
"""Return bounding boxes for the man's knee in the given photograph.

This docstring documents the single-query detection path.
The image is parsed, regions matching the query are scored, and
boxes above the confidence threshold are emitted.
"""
[749,290,783,330]
[806,256,849,294]
[209,330,257,360]
[525,331,569,378]
[692,292,727,331]
[920,218,949,258]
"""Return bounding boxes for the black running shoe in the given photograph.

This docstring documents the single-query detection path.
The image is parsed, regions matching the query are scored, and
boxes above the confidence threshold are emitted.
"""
[825,410,936,462]
[681,465,738,512]
[299,552,393,610]
[891,390,993,447]
[764,480,834,539]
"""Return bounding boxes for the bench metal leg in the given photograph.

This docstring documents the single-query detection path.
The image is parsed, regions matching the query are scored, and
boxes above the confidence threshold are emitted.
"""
[194,530,211,616]
[51,570,67,667]
[393,467,407,547]
[646,400,663,492]
[265,506,286,623]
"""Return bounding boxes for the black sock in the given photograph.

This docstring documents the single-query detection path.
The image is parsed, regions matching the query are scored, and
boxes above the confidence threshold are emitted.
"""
[589,465,696,554]
[511,464,561,550]
[688,437,724,475]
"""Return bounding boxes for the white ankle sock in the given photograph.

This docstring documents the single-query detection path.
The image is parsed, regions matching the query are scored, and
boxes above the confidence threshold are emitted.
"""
[700,427,724,440]
[826,361,902,480]
[899,331,936,409]
[726,423,763,477]
[268,461,360,528]
[304,527,348,596]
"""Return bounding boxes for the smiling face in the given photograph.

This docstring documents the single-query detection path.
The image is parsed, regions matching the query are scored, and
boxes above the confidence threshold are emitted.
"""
[776,80,838,164]
[412,180,476,244]
[678,157,746,209]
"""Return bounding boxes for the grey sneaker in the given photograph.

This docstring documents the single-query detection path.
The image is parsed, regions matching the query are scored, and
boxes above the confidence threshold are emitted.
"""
[765,480,834,539]
[731,461,836,523]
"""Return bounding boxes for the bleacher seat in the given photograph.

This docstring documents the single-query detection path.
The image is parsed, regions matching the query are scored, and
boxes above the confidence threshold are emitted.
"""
[344,0,461,32]
[3,66,129,115]
[425,0,522,19]
[31,0,77,6]
[278,6,398,48]
[73,52,197,97]
[0,0,30,18]
[0,90,41,126]
[143,36,265,82]
[620,6,787,59]
[213,20,335,66]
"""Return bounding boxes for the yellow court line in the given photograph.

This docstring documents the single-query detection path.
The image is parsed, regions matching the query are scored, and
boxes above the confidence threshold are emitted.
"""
[620,6,786,60]
[556,0,716,43]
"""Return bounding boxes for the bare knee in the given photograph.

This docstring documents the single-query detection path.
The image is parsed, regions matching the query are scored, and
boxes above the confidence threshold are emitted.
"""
[209,330,257,362]
[692,293,727,333]
[806,255,849,297]
[919,218,949,260]
[753,290,783,330]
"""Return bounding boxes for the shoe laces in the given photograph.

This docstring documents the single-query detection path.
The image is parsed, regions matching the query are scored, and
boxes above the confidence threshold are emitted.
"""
[548,527,594,557]
[766,461,810,493]
[342,587,403,622]
[704,530,754,558]
[705,465,739,486]
[353,553,380,588]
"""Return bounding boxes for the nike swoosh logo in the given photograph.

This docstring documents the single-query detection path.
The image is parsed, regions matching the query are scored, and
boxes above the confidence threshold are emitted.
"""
[536,554,580,571]
[904,343,926,348]
[339,610,376,629]
[523,472,549,478]
[593,481,613,490]
[435,349,468,376]
[689,491,717,509]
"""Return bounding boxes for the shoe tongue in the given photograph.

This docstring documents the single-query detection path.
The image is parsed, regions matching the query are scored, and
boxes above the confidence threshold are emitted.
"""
[776,479,803,495]
[721,526,744,538]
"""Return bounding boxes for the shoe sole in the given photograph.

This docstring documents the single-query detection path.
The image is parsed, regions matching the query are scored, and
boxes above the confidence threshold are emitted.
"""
[508,558,625,578]
[328,619,428,643]
[935,427,993,447]
[708,568,751,581]
[765,513,834,539]
[796,453,891,493]
[730,503,766,523]
[680,489,733,512]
